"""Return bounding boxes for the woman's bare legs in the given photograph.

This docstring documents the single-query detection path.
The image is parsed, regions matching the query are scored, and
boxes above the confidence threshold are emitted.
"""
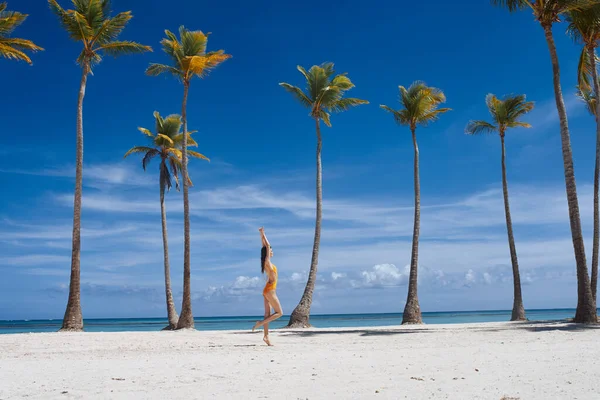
[253,291,283,332]
[262,296,272,346]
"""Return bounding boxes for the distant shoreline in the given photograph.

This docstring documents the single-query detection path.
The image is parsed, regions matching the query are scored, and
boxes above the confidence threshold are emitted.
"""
[2,308,598,335]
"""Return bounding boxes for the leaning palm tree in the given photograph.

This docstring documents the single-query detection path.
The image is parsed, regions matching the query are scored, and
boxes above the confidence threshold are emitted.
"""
[146,26,230,330]
[124,112,208,330]
[466,94,534,321]
[567,5,600,304]
[280,63,368,328]
[380,82,450,324]
[492,0,597,324]
[0,2,43,63]
[49,0,151,331]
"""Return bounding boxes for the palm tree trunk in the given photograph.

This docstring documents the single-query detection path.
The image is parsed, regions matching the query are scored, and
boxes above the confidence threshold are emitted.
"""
[402,126,422,325]
[543,25,597,323]
[176,81,194,330]
[587,45,600,305]
[285,117,322,328]
[160,164,179,330]
[500,133,526,321]
[60,63,88,332]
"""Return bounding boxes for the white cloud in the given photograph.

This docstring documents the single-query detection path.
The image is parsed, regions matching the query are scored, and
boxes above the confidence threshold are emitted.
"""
[331,272,346,280]
[231,276,261,289]
[464,269,476,287]
[360,263,407,287]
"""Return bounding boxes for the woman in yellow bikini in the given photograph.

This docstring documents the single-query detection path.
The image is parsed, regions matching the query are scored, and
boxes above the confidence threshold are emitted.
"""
[252,227,283,346]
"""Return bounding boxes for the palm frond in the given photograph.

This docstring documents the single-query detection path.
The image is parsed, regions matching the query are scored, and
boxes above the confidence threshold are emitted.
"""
[168,157,181,191]
[137,127,154,138]
[576,85,598,115]
[0,42,31,63]
[330,97,369,113]
[160,114,182,137]
[90,11,132,45]
[490,0,538,13]
[173,133,198,147]
[142,149,159,170]
[320,110,332,127]
[96,40,151,57]
[160,160,172,192]
[465,120,498,135]
[156,134,174,145]
[48,0,86,41]
[507,121,533,128]
[279,83,312,108]
[124,146,155,157]
[180,26,207,56]
[70,10,94,40]
[577,47,595,91]
[331,73,354,90]
[146,63,183,78]
[187,150,210,161]
[380,104,406,126]
[166,148,182,159]
[0,4,26,35]
[0,37,43,52]
[420,108,452,125]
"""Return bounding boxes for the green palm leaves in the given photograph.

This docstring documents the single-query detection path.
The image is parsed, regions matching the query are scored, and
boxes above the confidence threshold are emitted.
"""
[146,26,231,82]
[48,0,151,70]
[492,0,596,23]
[566,5,600,107]
[124,112,208,189]
[0,2,43,64]
[380,81,451,129]
[466,94,534,135]
[279,62,369,126]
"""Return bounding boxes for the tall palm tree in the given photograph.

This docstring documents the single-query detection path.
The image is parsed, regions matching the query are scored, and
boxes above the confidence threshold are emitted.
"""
[567,5,600,304]
[146,26,230,330]
[492,0,597,324]
[0,2,43,64]
[380,82,450,324]
[280,63,368,328]
[49,0,151,331]
[124,112,208,330]
[466,94,535,321]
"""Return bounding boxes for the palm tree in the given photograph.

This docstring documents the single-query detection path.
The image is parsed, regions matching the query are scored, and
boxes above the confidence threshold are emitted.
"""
[567,5,600,304]
[492,0,597,324]
[124,112,208,330]
[0,2,43,64]
[280,63,368,328]
[146,26,230,330]
[380,82,450,324]
[49,0,151,331]
[466,94,534,321]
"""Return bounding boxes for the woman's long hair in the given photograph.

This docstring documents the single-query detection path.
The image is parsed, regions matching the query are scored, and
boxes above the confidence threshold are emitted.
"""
[261,246,267,274]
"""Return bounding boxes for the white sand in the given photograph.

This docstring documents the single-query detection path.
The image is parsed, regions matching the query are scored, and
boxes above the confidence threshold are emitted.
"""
[0,321,599,399]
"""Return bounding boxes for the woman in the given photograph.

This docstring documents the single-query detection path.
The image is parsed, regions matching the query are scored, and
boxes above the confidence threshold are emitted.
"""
[252,227,283,346]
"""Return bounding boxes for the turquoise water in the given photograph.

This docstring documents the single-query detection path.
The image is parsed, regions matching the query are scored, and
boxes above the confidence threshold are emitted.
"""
[0,308,588,334]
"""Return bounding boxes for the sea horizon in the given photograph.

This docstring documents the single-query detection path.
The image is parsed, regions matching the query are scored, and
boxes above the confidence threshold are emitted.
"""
[2,307,596,335]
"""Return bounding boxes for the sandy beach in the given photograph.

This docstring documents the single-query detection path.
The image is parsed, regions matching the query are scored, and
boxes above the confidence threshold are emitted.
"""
[0,321,598,399]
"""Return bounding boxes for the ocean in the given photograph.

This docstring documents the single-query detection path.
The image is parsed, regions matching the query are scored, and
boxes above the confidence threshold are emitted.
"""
[0,308,590,334]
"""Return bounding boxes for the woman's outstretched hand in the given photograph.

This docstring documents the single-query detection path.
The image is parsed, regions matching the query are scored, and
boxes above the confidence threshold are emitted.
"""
[258,226,265,233]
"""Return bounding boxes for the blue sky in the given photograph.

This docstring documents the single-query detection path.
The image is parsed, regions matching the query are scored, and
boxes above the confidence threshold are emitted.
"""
[1,0,598,320]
